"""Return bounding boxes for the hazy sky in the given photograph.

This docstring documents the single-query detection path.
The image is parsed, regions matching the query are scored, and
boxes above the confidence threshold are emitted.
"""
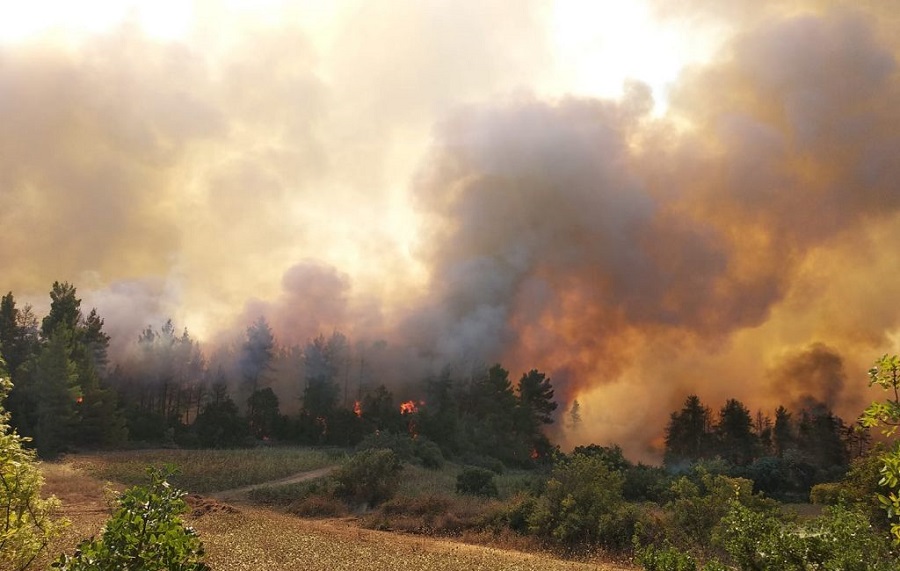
[2,0,899,459]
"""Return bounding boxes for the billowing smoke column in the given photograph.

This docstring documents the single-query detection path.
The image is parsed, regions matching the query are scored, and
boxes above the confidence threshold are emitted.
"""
[2,3,900,461]
[401,7,900,456]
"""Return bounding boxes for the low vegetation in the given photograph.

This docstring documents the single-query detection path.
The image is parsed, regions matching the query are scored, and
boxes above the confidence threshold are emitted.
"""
[69,447,344,493]
[53,467,209,571]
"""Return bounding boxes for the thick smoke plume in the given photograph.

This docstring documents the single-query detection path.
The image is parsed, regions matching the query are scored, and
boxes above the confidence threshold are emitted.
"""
[2,2,900,461]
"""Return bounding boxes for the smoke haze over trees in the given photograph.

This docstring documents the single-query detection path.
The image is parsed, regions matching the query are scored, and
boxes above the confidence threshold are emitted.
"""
[2,1,900,460]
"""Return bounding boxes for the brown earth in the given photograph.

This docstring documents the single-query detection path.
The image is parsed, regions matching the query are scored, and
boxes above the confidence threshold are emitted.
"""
[39,460,634,571]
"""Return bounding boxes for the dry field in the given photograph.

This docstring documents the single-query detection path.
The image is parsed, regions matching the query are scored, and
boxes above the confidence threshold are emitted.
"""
[38,454,635,571]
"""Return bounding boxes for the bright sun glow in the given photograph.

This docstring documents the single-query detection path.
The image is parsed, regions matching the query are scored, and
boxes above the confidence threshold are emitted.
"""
[548,0,722,112]
[0,1,192,43]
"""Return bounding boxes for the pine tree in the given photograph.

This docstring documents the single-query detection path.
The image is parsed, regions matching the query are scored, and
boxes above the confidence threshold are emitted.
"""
[664,395,713,467]
[715,398,758,466]
[31,328,79,457]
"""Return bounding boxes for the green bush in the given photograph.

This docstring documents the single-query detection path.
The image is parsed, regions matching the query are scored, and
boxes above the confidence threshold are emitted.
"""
[414,438,445,469]
[527,453,629,547]
[665,469,779,549]
[809,482,842,505]
[713,501,897,571]
[460,453,505,475]
[634,541,700,571]
[53,466,208,571]
[456,466,499,498]
[482,492,537,533]
[838,449,891,531]
[356,432,445,469]
[334,448,403,508]
[624,464,671,502]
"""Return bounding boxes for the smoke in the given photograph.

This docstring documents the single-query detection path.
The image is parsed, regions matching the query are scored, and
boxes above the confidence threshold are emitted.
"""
[3,2,900,461]
[767,343,846,410]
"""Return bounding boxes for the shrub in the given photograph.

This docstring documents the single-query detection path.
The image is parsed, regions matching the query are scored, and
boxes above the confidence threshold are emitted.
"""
[1,371,65,571]
[624,464,671,502]
[333,448,403,508]
[838,448,891,531]
[527,453,628,547]
[414,438,445,469]
[460,453,505,475]
[713,501,897,571]
[53,466,209,571]
[456,466,499,498]
[482,492,537,533]
[634,541,700,571]
[356,432,445,469]
[809,482,842,505]
[665,469,780,549]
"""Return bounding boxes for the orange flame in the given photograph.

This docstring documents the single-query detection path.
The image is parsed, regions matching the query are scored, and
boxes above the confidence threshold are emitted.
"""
[400,400,418,414]
[76,396,83,404]
[353,400,362,417]
[530,448,539,460]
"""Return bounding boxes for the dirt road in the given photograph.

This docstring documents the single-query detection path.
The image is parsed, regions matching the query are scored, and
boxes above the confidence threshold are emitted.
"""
[211,465,337,500]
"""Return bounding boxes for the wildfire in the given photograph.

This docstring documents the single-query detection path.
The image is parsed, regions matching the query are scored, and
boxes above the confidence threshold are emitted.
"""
[75,396,83,404]
[530,448,539,460]
[353,400,362,417]
[399,400,418,415]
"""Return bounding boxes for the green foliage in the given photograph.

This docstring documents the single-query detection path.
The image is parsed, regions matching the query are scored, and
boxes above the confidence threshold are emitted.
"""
[356,432,445,469]
[456,466,499,498]
[624,463,671,502]
[334,448,403,508]
[634,541,701,571]
[31,329,80,457]
[53,466,209,571]
[459,453,505,475]
[527,453,635,548]
[860,354,900,543]
[715,399,757,466]
[665,469,779,549]
[837,448,891,530]
[192,397,246,448]
[809,482,842,505]
[571,443,632,472]
[415,438,445,469]
[0,368,65,571]
[665,395,713,467]
[713,501,896,571]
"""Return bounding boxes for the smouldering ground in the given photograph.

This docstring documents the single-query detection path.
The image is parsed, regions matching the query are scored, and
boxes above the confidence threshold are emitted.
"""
[39,458,634,571]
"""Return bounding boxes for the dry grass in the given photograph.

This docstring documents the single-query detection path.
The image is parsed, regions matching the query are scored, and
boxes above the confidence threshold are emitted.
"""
[33,462,115,569]
[66,447,346,493]
[193,508,633,571]
[38,458,635,570]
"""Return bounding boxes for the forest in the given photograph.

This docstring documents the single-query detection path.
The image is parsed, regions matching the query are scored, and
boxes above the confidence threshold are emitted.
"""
[2,281,898,570]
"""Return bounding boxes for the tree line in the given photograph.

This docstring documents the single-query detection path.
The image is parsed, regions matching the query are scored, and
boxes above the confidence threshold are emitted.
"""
[663,394,863,501]
[0,282,558,466]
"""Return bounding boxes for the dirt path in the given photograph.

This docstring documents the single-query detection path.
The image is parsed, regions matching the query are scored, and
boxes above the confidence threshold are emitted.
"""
[41,461,634,571]
[211,465,338,500]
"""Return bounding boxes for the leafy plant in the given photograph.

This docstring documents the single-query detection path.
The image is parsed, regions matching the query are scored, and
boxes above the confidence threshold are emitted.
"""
[53,466,209,571]
[456,466,499,497]
[1,366,65,571]
[527,453,634,548]
[333,448,403,508]
[859,354,900,542]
